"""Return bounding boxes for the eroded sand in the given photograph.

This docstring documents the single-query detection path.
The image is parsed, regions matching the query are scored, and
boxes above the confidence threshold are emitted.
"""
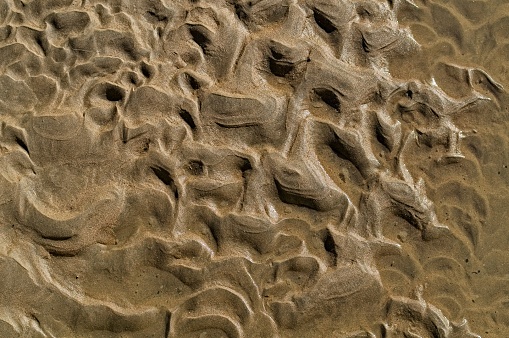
[0,0,507,337]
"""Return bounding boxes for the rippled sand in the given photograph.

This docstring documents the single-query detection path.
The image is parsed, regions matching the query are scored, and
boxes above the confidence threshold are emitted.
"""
[0,0,507,337]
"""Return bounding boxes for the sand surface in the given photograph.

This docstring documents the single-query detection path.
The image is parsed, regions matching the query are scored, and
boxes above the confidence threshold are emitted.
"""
[0,0,508,337]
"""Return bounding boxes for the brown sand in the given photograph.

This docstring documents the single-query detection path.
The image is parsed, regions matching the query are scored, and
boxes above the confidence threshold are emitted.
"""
[0,0,507,337]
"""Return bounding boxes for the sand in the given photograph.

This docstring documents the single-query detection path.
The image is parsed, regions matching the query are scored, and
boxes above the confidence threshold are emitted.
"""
[0,0,507,337]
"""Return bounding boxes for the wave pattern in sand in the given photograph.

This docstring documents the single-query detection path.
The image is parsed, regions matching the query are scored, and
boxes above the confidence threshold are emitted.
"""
[0,0,506,337]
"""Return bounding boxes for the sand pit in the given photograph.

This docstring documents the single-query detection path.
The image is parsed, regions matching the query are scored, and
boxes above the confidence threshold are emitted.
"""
[0,0,508,337]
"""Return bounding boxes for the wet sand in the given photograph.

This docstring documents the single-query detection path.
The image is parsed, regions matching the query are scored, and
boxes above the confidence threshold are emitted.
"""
[0,0,507,337]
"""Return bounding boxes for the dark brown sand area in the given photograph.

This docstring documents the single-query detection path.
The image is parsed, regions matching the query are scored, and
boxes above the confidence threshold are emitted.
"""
[0,0,507,337]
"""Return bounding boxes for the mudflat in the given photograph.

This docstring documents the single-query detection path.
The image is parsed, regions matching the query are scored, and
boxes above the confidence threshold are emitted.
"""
[0,0,507,337]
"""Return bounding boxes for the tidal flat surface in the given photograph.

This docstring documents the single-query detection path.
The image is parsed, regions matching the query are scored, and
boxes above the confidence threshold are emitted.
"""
[0,0,508,337]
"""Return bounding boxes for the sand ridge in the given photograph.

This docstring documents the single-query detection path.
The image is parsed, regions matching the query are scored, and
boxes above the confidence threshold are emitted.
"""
[0,0,507,337]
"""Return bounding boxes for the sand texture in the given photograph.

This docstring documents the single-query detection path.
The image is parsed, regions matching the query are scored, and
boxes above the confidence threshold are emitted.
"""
[0,0,508,337]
